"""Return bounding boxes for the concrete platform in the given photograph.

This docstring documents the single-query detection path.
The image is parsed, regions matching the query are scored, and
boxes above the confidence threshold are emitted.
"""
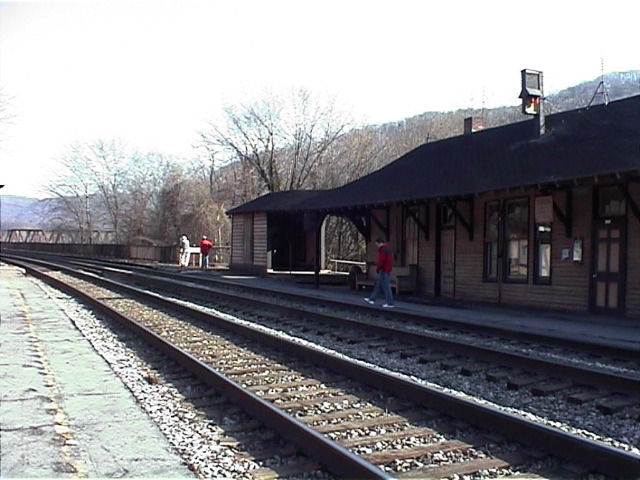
[0,265,194,478]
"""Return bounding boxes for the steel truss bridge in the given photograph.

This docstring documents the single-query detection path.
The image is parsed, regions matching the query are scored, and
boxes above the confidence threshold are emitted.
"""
[1,229,116,244]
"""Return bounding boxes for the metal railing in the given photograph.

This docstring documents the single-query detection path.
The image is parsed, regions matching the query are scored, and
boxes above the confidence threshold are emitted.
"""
[330,259,366,273]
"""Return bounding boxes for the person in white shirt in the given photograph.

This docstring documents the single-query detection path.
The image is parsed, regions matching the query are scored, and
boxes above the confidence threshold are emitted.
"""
[179,234,191,267]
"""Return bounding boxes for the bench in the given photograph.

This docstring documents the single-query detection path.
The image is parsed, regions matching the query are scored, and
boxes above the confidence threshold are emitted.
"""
[355,264,417,295]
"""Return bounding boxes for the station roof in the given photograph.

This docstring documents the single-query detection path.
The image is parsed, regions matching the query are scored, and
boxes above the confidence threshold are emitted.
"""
[228,94,640,215]
[227,190,328,214]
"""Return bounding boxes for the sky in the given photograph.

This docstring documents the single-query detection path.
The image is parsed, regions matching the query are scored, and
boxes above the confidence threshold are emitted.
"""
[0,0,638,199]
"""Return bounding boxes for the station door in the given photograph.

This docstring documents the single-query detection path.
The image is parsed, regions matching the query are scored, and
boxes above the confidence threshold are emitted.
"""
[591,219,626,315]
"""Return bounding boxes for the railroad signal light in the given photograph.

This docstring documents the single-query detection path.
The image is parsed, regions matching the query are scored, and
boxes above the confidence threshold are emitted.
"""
[519,69,543,115]
[523,96,541,115]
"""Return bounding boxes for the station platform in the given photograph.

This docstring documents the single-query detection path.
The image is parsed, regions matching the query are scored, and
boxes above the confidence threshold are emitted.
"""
[0,264,194,478]
[175,266,640,354]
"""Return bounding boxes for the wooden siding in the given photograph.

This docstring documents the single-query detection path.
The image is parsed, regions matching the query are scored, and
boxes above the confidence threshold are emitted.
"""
[385,178,640,317]
[453,189,594,312]
[253,212,267,267]
[625,182,640,317]
[230,214,244,266]
[305,229,317,267]
[454,197,492,302]
[390,206,401,264]
[416,203,435,297]
[537,185,592,312]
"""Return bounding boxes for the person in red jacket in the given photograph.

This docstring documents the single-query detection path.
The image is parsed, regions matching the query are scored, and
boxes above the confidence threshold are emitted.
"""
[199,235,214,270]
[364,237,394,308]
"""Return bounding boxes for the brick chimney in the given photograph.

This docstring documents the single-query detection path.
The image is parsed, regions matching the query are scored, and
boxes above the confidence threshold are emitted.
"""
[464,117,485,135]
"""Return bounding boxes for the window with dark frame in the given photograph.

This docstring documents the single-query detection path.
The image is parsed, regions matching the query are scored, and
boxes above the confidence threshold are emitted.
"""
[404,209,419,266]
[534,223,552,283]
[483,198,532,283]
[503,198,529,281]
[484,201,500,281]
[598,185,626,217]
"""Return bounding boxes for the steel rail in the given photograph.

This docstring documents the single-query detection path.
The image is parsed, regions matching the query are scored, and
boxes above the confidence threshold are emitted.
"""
[5,255,640,478]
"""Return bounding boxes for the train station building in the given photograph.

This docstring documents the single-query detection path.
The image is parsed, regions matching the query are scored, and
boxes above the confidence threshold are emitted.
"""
[227,93,640,317]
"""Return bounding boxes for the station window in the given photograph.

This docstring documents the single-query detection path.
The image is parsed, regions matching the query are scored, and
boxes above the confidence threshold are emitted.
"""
[483,201,500,281]
[504,198,529,281]
[403,209,419,265]
[534,223,552,284]
[598,186,626,217]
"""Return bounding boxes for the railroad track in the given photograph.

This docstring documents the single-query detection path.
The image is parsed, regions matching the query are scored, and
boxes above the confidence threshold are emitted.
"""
[69,256,638,402]
[45,253,640,358]
[4,256,640,478]
[7,254,640,410]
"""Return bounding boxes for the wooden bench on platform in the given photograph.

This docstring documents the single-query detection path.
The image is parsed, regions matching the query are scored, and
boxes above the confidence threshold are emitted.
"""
[355,264,418,295]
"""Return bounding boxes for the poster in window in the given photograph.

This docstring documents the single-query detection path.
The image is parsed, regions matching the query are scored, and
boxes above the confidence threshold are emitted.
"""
[573,238,583,263]
[519,242,528,265]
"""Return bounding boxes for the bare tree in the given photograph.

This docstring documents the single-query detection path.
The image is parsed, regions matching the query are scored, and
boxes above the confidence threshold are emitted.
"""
[121,152,179,243]
[199,87,353,193]
[85,139,129,242]
[190,148,219,197]
[197,89,391,263]
[45,153,100,243]
[156,175,184,242]
[318,126,389,188]
[46,139,134,242]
